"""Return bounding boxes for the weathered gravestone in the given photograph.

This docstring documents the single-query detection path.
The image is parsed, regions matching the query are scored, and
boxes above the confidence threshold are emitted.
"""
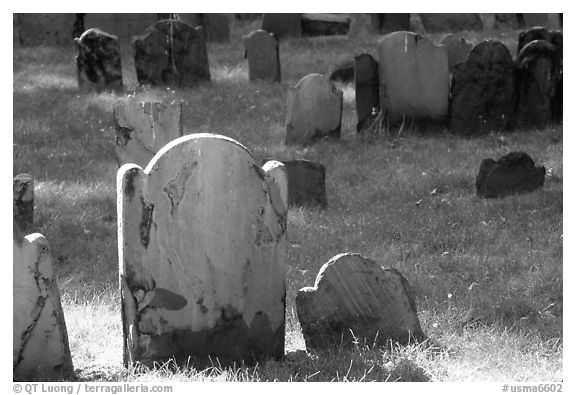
[285,74,343,145]
[13,228,74,381]
[261,160,288,207]
[439,33,472,73]
[476,152,545,199]
[74,28,122,92]
[15,13,76,46]
[370,14,410,34]
[296,253,425,349]
[13,174,34,234]
[134,19,210,88]
[517,26,550,55]
[261,14,302,39]
[378,32,449,128]
[114,97,183,168]
[243,30,281,82]
[449,41,516,134]
[419,13,483,32]
[301,14,351,37]
[118,133,288,367]
[354,53,380,133]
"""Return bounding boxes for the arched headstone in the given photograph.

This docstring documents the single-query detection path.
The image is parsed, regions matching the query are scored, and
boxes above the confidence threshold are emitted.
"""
[440,33,472,73]
[243,30,281,82]
[118,133,288,367]
[354,53,380,133]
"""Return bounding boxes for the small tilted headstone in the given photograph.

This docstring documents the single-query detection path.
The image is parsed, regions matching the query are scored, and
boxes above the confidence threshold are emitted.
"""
[476,152,545,198]
[13,174,34,234]
[419,13,483,32]
[370,14,410,34]
[439,33,472,73]
[285,74,343,145]
[301,14,351,37]
[118,133,288,367]
[354,53,380,133]
[261,14,302,39]
[243,30,281,82]
[13,231,74,381]
[296,253,425,349]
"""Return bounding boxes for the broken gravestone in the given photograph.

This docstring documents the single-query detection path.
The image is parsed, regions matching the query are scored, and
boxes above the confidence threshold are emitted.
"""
[243,30,281,83]
[13,230,74,381]
[13,173,34,234]
[439,33,472,73]
[296,252,425,349]
[285,74,343,145]
[134,19,210,88]
[261,14,302,39]
[370,14,410,34]
[354,53,380,133]
[301,14,351,37]
[476,152,545,198]
[74,28,122,92]
[419,13,483,32]
[449,41,516,134]
[118,133,288,367]
[114,97,183,168]
[378,31,449,129]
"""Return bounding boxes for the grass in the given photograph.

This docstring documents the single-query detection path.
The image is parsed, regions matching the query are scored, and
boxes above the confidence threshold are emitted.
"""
[13,14,562,381]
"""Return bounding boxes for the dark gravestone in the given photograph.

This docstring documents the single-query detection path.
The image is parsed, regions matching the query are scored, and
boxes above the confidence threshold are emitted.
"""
[296,253,425,350]
[476,152,545,199]
[134,20,210,87]
[494,13,525,29]
[370,14,410,34]
[449,41,516,134]
[517,27,550,56]
[419,13,483,32]
[13,174,34,234]
[301,14,351,37]
[440,33,472,73]
[284,160,327,207]
[261,14,302,39]
[354,53,380,133]
[243,30,281,82]
[74,28,122,92]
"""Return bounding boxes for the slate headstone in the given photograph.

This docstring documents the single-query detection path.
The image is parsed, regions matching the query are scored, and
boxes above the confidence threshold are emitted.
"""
[354,53,380,133]
[74,28,122,91]
[370,14,410,34]
[13,174,34,234]
[419,13,483,32]
[301,14,351,37]
[439,33,472,73]
[261,14,302,39]
[243,30,281,82]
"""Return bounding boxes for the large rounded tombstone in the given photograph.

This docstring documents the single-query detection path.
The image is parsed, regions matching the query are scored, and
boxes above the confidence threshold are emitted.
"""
[378,31,449,128]
[243,29,281,82]
[449,41,516,134]
[118,133,288,367]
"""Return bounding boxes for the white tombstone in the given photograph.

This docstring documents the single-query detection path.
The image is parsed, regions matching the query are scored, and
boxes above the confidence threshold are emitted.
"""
[118,133,288,367]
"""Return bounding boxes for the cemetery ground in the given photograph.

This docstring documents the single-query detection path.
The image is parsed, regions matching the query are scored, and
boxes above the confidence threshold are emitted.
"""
[13,16,562,381]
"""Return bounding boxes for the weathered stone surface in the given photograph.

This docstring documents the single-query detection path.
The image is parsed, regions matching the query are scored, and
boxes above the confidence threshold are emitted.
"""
[243,30,281,82]
[419,13,483,32]
[296,253,425,349]
[261,14,302,39]
[354,53,380,133]
[523,13,549,28]
[378,32,449,128]
[264,159,327,207]
[114,97,183,168]
[449,41,516,134]
[13,233,74,380]
[118,133,287,367]
[301,14,351,37]
[74,28,122,92]
[262,160,289,207]
[13,174,34,234]
[439,33,472,73]
[494,13,525,29]
[134,19,210,88]
[370,14,410,34]
[285,74,343,145]
[476,152,545,198]
[15,13,76,46]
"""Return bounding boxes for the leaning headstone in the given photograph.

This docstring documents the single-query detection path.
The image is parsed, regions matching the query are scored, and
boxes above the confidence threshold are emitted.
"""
[261,14,302,39]
[243,30,281,82]
[419,13,483,32]
[476,152,545,198]
[517,26,550,55]
[523,13,549,28]
[285,74,343,145]
[13,231,74,381]
[118,133,288,367]
[74,28,122,92]
[439,33,472,73]
[16,13,75,46]
[134,19,210,87]
[296,253,425,349]
[114,97,183,167]
[378,31,449,128]
[13,174,34,234]
[354,53,380,133]
[301,14,351,36]
[449,41,516,134]
[370,14,410,34]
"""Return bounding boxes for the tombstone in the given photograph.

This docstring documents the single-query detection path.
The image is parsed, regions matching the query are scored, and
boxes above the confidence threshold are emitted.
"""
[285,74,343,145]
[494,13,525,29]
[74,28,122,91]
[83,13,158,36]
[419,13,483,32]
[264,159,327,207]
[261,161,288,207]
[378,31,450,128]
[15,13,76,46]
[439,33,472,73]
[118,133,288,367]
[243,30,281,82]
[296,253,425,349]
[449,41,516,134]
[301,14,351,37]
[354,53,380,133]
[476,152,545,198]
[13,174,34,234]
[114,98,183,167]
[517,27,550,55]
[13,231,74,381]
[133,19,210,87]
[261,14,302,39]
[523,13,549,28]
[370,14,410,34]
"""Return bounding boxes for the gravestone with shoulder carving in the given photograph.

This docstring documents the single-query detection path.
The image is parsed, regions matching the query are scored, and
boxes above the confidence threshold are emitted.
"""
[243,30,281,82]
[75,28,122,92]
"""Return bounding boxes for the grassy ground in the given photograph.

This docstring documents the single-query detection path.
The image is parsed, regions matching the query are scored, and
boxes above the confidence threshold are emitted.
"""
[13,14,562,381]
